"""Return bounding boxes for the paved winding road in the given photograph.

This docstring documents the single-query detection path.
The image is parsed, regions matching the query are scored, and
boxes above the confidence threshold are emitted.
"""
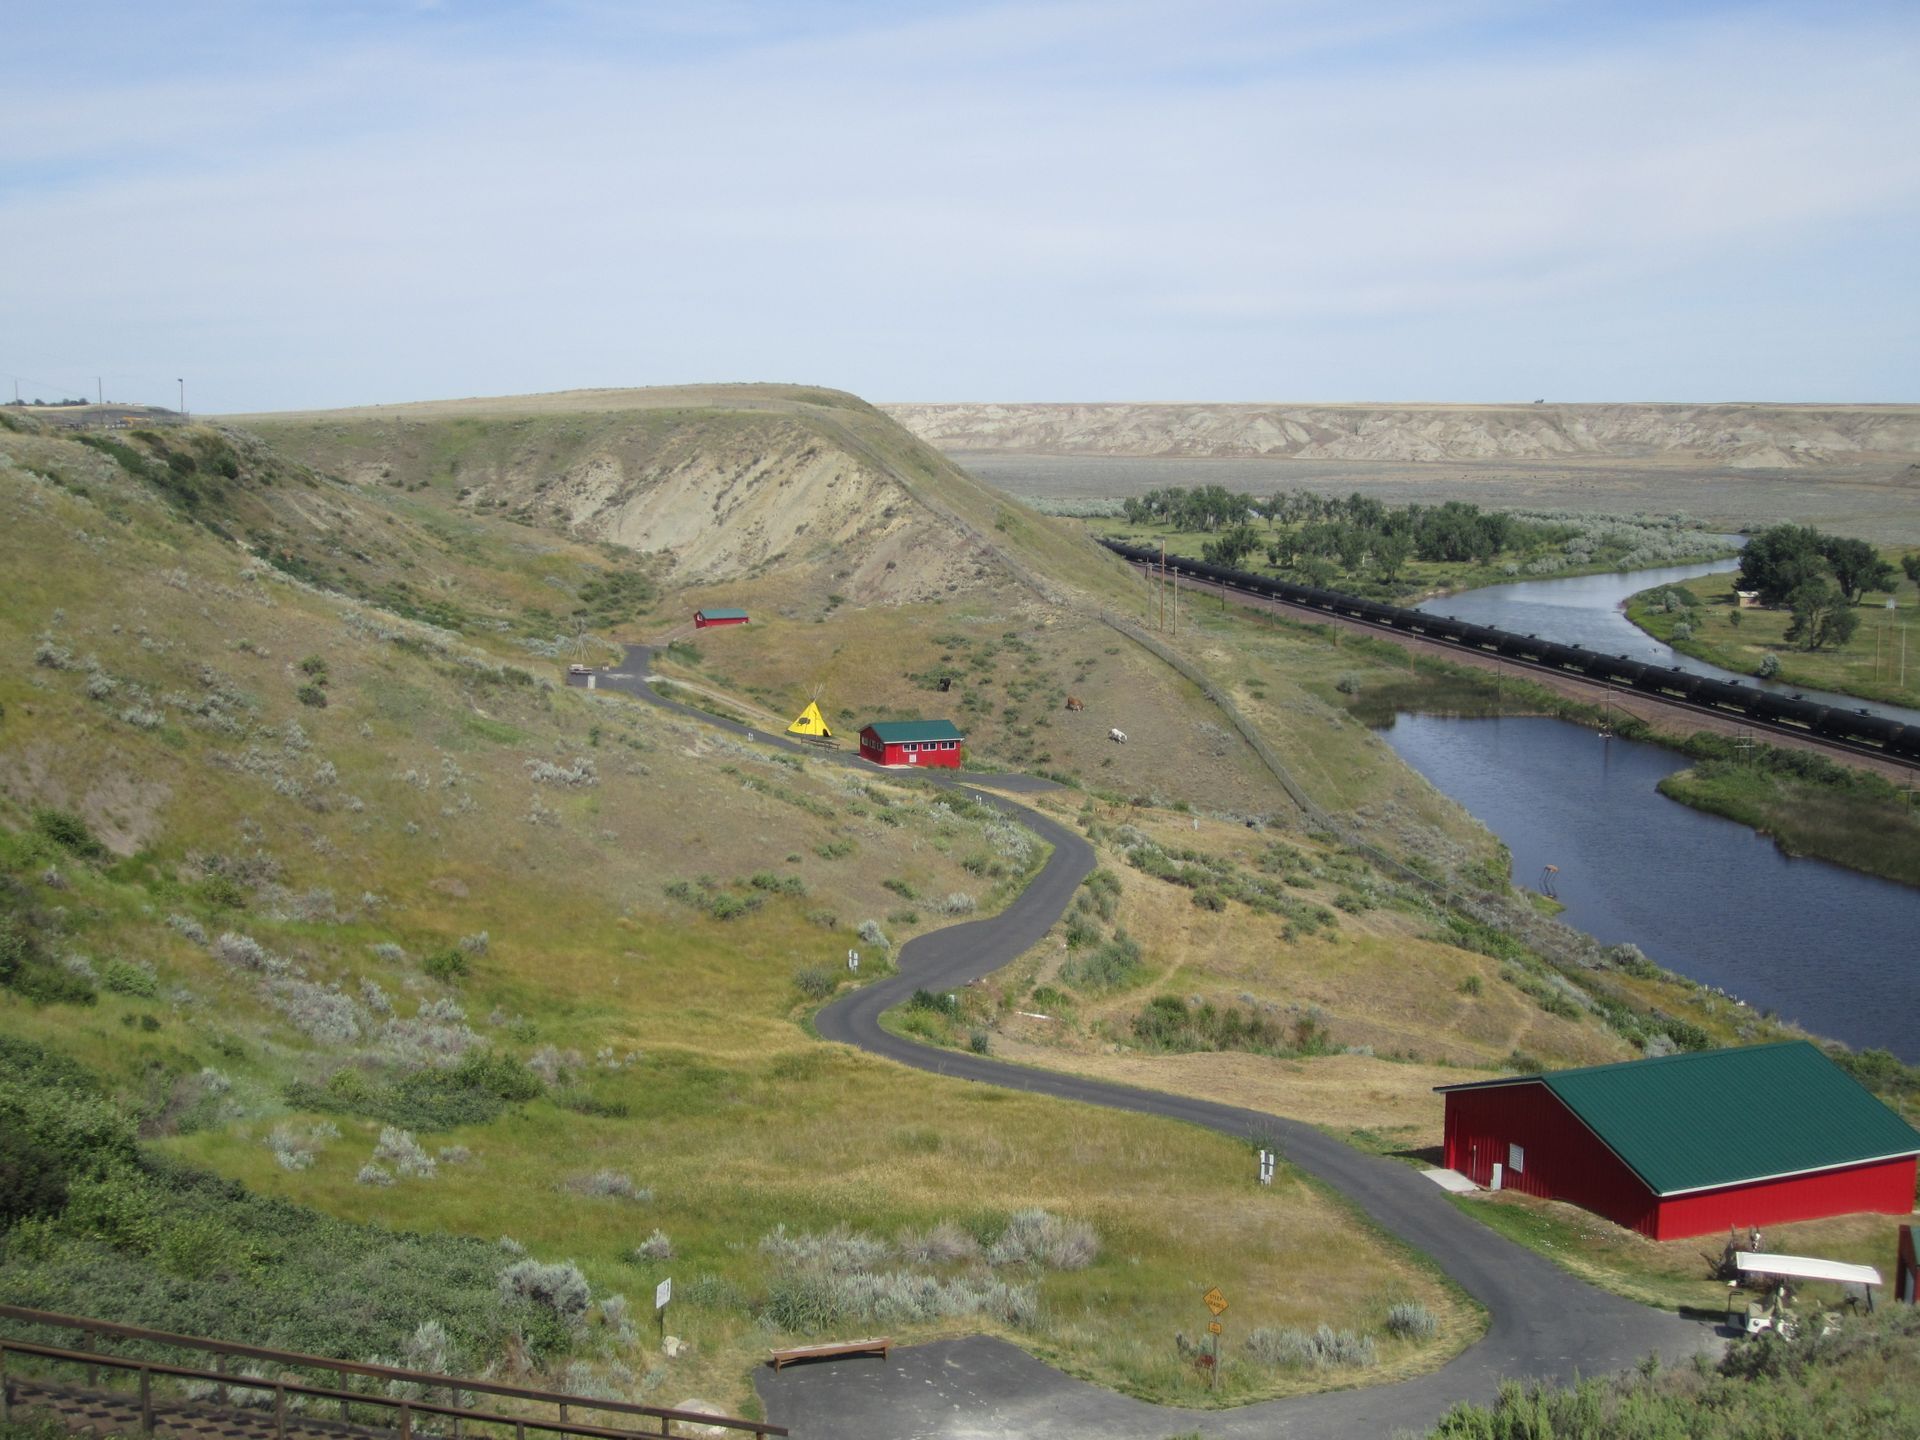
[572,647,1716,1439]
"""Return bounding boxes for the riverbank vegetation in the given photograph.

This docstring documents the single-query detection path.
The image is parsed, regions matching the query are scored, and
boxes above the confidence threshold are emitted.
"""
[1072,488,1728,602]
[1626,535,1919,708]
[1655,755,1920,889]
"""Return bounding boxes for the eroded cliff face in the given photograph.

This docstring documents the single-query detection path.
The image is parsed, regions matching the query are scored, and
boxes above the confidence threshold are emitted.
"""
[884,402,1920,469]
[239,389,1043,604]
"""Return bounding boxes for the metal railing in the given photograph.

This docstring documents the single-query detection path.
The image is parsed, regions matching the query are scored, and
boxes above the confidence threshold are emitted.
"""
[0,1306,784,1439]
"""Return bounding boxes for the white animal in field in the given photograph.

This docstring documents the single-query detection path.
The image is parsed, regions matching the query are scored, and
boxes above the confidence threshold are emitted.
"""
[1109,727,1127,743]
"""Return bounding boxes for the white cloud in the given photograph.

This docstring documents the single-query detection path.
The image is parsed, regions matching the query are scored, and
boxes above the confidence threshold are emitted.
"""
[3,1,1916,407]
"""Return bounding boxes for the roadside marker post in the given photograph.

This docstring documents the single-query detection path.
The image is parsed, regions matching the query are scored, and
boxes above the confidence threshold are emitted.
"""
[655,1277,671,1343]
[848,949,859,972]
[1202,1287,1228,1390]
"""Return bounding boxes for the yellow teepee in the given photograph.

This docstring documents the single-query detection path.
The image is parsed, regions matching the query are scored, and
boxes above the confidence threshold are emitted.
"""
[787,700,833,738]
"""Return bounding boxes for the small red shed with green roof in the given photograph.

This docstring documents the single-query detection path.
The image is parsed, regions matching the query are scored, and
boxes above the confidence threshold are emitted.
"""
[694,607,750,629]
[1436,1042,1920,1240]
[859,719,964,769]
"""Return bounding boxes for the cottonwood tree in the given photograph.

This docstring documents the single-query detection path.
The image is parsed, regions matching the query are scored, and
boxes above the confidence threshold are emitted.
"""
[1820,536,1896,603]
[1739,525,1829,605]
[1785,581,1859,651]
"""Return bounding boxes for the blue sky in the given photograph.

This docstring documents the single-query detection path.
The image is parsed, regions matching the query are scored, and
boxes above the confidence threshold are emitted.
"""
[4,1,1916,412]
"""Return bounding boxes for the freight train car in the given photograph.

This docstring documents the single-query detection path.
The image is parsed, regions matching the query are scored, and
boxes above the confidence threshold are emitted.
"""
[1101,539,1917,764]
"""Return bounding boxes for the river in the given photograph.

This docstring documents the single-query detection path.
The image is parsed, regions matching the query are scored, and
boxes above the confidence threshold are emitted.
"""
[1416,559,1920,727]
[1382,714,1919,1059]
[1396,563,1920,1058]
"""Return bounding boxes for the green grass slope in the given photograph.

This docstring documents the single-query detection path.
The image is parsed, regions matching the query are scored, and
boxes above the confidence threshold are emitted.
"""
[0,416,1475,1411]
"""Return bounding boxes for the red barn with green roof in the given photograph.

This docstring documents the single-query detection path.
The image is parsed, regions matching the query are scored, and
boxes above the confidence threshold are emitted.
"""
[859,720,964,769]
[1436,1043,1920,1240]
[694,608,749,629]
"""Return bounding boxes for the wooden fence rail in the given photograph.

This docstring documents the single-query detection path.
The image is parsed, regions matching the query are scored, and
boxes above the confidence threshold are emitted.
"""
[0,1306,783,1439]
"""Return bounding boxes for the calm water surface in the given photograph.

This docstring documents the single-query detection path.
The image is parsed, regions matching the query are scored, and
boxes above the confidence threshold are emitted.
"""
[1382,713,1920,1060]
[1420,561,1920,726]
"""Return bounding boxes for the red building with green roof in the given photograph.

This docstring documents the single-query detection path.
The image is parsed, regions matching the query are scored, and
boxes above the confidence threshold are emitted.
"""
[859,720,964,769]
[1436,1043,1920,1240]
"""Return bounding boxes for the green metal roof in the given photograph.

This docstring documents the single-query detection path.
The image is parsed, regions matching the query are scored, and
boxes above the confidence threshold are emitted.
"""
[696,608,749,620]
[1440,1042,1920,1196]
[863,720,964,743]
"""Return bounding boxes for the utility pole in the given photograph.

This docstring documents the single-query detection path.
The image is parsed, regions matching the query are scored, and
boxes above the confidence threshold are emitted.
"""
[97,377,102,404]
[177,378,185,417]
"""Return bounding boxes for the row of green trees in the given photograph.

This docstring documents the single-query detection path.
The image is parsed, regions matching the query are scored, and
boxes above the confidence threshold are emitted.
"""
[1121,487,1601,587]
[1739,524,1901,605]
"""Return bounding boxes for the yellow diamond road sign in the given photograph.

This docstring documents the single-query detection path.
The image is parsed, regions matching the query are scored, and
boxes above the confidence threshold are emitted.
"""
[1203,1287,1228,1316]
[1207,1321,1223,1335]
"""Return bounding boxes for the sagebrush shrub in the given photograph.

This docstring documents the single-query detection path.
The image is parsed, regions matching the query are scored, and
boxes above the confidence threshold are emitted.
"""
[498,1258,592,1328]
[759,1223,891,1273]
[896,1221,981,1266]
[566,1169,650,1202]
[986,1208,1098,1270]
[373,1126,436,1179]
[1245,1324,1376,1369]
[1386,1301,1436,1340]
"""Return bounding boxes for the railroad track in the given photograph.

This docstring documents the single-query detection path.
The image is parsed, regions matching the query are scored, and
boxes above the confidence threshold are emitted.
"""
[1109,546,1920,777]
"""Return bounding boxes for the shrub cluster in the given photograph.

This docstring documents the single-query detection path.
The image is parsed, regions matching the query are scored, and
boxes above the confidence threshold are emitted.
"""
[1244,1324,1377,1370]
[1058,931,1146,993]
[1131,994,1332,1057]
[0,1034,574,1366]
[1119,837,1337,934]
[289,1048,540,1130]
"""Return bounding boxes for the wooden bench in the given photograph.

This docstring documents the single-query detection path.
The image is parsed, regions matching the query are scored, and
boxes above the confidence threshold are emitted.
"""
[767,1338,892,1371]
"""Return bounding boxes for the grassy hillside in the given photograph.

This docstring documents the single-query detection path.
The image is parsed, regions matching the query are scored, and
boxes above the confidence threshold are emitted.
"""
[6,394,1905,1417]
[0,414,1486,1410]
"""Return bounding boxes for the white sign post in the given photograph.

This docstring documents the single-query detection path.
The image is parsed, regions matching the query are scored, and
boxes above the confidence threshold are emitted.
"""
[848,949,859,972]
[655,1277,671,1341]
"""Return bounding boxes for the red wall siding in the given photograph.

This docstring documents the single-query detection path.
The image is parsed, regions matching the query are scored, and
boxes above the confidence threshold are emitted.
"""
[1443,1083,1658,1235]
[858,732,963,768]
[890,742,961,769]
[1444,1086,1919,1240]
[1649,1156,1918,1241]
